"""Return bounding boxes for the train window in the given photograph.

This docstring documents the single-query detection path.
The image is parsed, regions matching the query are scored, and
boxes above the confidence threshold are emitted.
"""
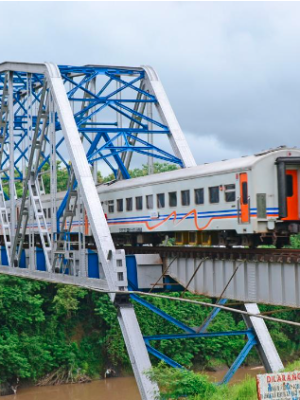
[157,193,165,208]
[209,186,219,204]
[108,200,114,213]
[242,182,248,205]
[286,175,293,197]
[146,195,153,209]
[169,192,177,207]
[181,190,190,206]
[43,209,47,218]
[194,188,204,205]
[48,208,51,218]
[257,193,267,219]
[136,196,143,210]
[126,197,133,211]
[224,184,236,202]
[117,199,123,212]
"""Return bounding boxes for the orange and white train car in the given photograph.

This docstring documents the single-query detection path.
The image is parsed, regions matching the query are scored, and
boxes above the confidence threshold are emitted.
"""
[13,146,300,247]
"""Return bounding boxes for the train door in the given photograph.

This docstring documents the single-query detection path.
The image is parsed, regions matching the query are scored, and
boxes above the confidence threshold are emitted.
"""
[284,170,299,220]
[239,173,249,223]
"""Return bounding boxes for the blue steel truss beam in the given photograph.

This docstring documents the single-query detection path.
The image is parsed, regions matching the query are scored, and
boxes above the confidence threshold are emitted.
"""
[144,333,258,380]
[145,342,183,369]
[131,293,195,334]
[144,330,253,341]
[0,64,190,189]
[198,298,228,333]
[221,333,258,384]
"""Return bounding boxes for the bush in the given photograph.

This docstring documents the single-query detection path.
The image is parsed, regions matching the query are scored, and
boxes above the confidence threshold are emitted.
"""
[146,363,216,399]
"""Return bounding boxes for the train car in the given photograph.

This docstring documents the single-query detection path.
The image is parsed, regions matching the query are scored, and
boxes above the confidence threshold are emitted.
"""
[97,146,300,247]
[9,146,300,248]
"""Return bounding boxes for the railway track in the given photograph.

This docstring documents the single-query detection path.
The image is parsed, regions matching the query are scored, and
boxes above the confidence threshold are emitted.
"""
[118,246,300,263]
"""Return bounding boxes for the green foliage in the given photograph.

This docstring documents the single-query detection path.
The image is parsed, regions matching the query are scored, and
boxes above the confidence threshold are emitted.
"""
[146,363,216,399]
[288,234,300,249]
[0,256,300,387]
[0,278,114,383]
[33,161,179,195]
[0,283,255,385]
[34,161,179,194]
[9,161,179,200]
[146,365,258,400]
[284,359,300,371]
[93,293,130,368]
[42,161,69,193]
[53,286,87,318]
[147,352,300,400]
[103,162,179,182]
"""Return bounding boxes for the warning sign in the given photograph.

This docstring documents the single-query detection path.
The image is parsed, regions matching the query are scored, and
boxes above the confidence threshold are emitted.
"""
[256,371,300,399]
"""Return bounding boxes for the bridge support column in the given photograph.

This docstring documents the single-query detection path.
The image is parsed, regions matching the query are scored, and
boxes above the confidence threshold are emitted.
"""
[243,303,284,373]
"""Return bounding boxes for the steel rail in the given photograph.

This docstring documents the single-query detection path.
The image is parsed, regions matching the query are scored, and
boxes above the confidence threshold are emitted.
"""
[120,246,300,263]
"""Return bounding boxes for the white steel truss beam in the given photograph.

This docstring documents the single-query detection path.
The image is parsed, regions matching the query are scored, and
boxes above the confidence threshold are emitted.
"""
[142,65,197,168]
[0,265,108,290]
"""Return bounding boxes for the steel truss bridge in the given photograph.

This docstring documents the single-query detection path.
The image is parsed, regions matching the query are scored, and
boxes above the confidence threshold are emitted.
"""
[0,61,292,399]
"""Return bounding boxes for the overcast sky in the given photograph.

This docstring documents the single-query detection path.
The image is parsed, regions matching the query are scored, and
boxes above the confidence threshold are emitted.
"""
[1,1,300,166]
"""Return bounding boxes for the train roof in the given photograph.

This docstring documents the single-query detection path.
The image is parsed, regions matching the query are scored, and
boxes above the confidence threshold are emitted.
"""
[97,146,300,193]
[36,147,300,202]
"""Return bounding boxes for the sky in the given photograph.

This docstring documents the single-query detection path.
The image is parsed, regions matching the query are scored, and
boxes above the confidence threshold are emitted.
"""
[1,1,300,167]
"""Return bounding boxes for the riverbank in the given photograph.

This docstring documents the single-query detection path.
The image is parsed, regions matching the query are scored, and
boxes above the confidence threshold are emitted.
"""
[0,364,265,399]
[0,364,278,399]
[3,361,300,400]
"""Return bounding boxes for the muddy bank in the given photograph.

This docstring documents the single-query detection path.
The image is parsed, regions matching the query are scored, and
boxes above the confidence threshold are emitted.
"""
[1,365,267,399]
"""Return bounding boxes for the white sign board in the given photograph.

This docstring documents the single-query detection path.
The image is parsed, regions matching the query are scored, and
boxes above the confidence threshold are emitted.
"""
[256,371,300,400]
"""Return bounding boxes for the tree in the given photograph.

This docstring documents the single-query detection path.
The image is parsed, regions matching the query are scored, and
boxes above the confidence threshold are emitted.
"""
[103,162,179,182]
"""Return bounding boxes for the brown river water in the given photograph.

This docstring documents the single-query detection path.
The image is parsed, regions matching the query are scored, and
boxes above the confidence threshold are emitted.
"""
[4,366,265,400]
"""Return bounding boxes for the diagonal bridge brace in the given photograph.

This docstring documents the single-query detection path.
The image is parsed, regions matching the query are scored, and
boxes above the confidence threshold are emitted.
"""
[44,62,158,399]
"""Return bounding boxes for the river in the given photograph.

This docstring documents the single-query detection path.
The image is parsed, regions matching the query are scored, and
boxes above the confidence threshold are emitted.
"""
[4,366,265,399]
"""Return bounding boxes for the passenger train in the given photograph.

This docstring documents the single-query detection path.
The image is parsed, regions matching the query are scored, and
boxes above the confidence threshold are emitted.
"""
[10,146,300,248]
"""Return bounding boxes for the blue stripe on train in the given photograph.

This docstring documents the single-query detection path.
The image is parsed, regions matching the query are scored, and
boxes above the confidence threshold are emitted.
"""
[107,207,279,223]
[26,207,280,227]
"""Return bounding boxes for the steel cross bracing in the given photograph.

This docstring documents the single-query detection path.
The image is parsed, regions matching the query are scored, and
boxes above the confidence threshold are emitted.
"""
[0,63,196,185]
[130,294,283,384]
[0,61,178,400]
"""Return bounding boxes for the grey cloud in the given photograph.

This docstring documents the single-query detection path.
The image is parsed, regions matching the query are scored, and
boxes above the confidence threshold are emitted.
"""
[0,2,300,164]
